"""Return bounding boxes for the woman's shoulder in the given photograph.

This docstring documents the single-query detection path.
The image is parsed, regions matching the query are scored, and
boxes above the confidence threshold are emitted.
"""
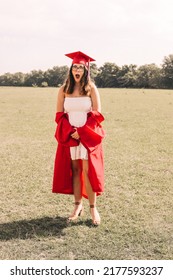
[90,81,97,90]
[58,85,66,97]
[58,84,65,92]
[90,81,99,96]
[88,81,96,96]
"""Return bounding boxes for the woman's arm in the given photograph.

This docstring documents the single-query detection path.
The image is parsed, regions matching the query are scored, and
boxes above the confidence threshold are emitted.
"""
[90,84,101,112]
[56,86,65,112]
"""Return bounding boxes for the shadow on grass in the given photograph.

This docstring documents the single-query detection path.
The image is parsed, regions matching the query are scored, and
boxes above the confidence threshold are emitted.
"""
[0,217,94,241]
[0,216,83,241]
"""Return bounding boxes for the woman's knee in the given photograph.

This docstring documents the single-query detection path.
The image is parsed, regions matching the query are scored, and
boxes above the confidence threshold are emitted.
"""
[82,160,89,175]
[71,161,82,177]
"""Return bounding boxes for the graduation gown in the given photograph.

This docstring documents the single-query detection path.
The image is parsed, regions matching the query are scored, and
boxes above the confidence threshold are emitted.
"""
[52,111,105,198]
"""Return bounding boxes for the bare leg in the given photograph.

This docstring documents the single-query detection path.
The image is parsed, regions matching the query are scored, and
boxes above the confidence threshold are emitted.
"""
[82,160,101,225]
[71,160,82,202]
[68,160,83,221]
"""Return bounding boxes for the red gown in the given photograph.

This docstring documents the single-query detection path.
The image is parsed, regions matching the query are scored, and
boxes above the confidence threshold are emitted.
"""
[52,111,105,198]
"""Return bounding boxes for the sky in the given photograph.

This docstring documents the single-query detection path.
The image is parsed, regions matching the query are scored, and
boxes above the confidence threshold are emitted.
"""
[0,0,173,74]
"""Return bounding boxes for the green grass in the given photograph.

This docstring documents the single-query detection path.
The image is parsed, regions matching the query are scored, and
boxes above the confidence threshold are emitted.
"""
[0,87,173,260]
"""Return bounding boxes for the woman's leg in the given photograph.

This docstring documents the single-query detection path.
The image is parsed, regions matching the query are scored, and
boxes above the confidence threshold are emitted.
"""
[71,159,82,202]
[68,160,83,221]
[82,160,101,225]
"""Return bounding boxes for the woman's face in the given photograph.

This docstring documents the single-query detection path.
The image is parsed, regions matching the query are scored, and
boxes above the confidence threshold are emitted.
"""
[72,63,85,83]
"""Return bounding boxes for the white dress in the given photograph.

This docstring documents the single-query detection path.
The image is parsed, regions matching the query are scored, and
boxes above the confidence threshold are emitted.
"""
[64,97,92,160]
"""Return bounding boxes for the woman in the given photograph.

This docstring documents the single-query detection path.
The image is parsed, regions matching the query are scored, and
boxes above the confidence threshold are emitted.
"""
[52,51,105,226]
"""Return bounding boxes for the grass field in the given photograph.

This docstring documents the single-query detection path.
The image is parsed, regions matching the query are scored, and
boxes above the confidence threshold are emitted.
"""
[0,87,173,260]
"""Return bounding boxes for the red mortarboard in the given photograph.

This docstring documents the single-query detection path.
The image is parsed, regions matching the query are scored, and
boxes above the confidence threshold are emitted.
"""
[65,51,95,67]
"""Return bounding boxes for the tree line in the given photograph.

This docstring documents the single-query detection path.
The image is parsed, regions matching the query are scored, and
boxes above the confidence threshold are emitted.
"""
[0,54,173,89]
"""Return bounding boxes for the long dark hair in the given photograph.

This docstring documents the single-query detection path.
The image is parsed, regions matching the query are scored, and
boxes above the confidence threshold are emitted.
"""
[63,65,91,95]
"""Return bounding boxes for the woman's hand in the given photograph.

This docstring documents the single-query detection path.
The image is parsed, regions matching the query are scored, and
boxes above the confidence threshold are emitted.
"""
[71,128,80,140]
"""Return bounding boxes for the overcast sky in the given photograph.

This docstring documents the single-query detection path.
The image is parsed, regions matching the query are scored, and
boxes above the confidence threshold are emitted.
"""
[0,0,173,74]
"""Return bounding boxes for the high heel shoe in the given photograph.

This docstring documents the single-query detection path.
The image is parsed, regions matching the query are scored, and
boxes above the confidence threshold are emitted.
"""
[67,202,83,222]
[90,205,101,226]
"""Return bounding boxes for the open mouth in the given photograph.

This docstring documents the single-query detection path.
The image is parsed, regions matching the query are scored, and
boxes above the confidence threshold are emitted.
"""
[75,74,80,79]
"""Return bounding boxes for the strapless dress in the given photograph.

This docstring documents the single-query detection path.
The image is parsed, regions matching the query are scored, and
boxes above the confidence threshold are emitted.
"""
[64,97,92,160]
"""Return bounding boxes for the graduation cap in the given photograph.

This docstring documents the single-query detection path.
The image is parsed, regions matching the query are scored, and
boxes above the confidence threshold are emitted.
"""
[65,51,95,76]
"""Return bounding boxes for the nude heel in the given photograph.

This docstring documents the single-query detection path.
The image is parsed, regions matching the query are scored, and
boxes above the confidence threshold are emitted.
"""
[67,202,83,222]
[90,205,101,226]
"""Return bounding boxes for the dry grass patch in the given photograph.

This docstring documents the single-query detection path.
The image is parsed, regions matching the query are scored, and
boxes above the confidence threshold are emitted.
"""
[0,87,173,259]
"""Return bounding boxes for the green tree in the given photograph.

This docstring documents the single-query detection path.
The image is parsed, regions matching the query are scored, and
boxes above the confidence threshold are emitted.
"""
[24,70,45,87]
[95,62,120,87]
[118,64,138,88]
[11,72,25,86]
[0,73,14,86]
[161,54,173,88]
[147,64,162,89]
[135,64,161,88]
[44,66,68,87]
[90,63,98,82]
